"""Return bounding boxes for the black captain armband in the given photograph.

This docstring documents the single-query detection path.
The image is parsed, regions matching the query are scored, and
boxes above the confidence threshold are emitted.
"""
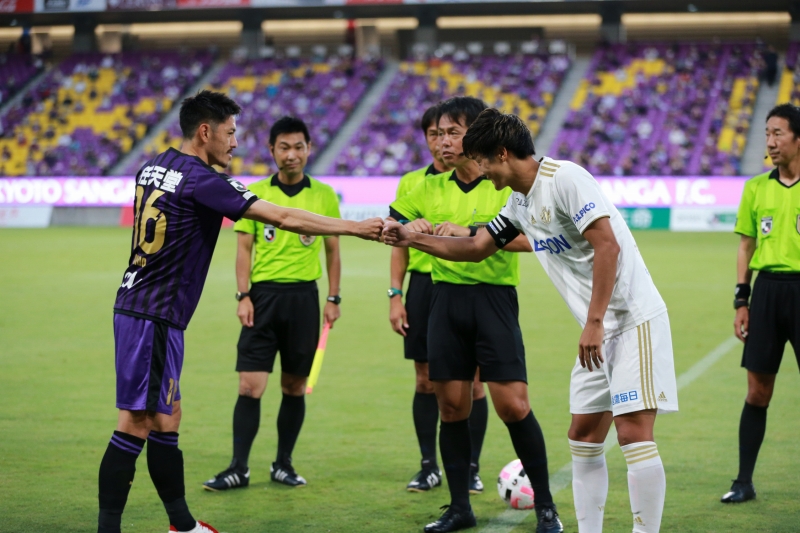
[486,214,520,248]
[389,206,409,223]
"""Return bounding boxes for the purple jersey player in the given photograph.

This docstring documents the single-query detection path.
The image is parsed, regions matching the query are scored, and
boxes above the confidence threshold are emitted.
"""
[98,91,383,533]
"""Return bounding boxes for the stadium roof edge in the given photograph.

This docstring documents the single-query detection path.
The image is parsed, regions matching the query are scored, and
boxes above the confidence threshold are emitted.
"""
[0,0,791,28]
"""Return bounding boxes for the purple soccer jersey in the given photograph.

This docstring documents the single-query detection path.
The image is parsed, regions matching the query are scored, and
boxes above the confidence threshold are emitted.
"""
[114,148,258,329]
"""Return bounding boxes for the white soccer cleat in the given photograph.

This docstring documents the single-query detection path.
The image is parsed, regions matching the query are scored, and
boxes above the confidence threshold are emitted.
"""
[169,520,220,533]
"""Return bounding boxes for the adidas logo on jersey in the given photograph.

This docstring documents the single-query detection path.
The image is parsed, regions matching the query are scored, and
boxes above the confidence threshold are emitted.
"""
[658,391,667,402]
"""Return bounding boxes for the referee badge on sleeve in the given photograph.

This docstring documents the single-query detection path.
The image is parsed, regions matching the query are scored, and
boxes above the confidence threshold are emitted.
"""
[761,216,772,235]
[264,225,276,242]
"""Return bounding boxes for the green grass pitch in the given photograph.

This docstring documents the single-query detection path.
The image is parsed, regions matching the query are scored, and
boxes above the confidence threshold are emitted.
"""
[1,228,799,532]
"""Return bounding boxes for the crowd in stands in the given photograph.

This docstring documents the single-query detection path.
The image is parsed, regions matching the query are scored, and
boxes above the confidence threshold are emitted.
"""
[552,41,763,176]
[134,54,383,177]
[331,44,570,176]
[0,50,213,176]
[0,39,788,178]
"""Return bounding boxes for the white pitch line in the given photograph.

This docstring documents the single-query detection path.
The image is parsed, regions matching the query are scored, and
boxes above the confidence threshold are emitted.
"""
[479,336,740,533]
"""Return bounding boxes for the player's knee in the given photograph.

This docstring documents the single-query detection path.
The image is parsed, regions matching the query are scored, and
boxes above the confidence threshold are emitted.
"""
[415,379,435,394]
[439,400,469,421]
[280,373,307,396]
[238,381,265,399]
[493,398,529,423]
[745,388,772,407]
[567,422,597,442]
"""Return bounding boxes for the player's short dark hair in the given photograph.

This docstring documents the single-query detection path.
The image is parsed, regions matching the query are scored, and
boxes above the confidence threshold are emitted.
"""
[767,103,800,138]
[437,96,487,130]
[269,116,310,146]
[179,90,241,139]
[420,104,440,134]
[462,108,536,161]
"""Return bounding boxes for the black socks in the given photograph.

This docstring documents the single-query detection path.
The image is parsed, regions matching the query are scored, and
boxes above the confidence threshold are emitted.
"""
[276,393,306,465]
[147,431,195,532]
[505,411,553,505]
[233,395,261,468]
[98,431,144,533]
[413,392,440,466]
[468,396,488,469]
[440,419,472,511]
[737,402,768,483]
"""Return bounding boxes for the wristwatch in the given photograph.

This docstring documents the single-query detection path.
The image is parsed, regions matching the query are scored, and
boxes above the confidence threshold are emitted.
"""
[235,291,250,301]
[733,299,749,309]
[327,295,342,305]
[388,288,403,298]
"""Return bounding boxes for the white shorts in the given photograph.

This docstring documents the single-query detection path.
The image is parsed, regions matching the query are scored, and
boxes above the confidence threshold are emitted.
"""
[570,312,678,416]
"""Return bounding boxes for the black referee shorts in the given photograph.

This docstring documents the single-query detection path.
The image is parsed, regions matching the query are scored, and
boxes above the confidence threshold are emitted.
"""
[404,272,433,362]
[237,281,320,376]
[742,271,800,374]
[427,282,527,383]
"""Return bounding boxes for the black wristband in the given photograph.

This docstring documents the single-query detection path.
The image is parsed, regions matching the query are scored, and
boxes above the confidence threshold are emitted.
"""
[735,283,751,301]
[469,225,478,237]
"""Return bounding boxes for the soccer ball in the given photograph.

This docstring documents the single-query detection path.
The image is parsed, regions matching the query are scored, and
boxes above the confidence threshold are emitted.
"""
[497,459,535,510]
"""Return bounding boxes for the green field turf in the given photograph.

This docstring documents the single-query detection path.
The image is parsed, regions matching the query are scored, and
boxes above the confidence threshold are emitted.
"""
[1,228,799,532]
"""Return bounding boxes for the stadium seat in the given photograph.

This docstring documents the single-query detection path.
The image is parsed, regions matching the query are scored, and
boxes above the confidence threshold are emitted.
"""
[329,47,571,176]
[550,42,762,176]
[0,50,214,176]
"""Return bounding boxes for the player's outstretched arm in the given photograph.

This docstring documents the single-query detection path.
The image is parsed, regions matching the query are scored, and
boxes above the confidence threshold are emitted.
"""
[244,200,383,240]
[383,220,498,263]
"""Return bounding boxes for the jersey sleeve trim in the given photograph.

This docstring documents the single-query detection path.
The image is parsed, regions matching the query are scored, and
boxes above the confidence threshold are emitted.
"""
[577,213,610,234]
[231,195,260,222]
[486,214,520,248]
[389,206,410,222]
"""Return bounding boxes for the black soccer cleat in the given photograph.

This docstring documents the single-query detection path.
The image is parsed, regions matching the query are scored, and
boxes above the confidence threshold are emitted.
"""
[469,464,484,494]
[271,461,307,487]
[721,479,756,503]
[407,466,443,492]
[423,505,477,533]
[202,461,250,492]
[534,503,564,533]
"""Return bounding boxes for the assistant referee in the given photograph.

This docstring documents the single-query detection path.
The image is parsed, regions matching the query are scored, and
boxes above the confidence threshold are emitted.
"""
[204,116,341,492]
[723,103,800,504]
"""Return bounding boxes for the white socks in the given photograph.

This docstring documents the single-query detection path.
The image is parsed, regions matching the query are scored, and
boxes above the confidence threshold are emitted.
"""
[570,439,608,533]
[621,441,666,533]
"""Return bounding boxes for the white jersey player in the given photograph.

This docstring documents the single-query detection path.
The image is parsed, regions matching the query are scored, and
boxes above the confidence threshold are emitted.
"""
[382,108,678,533]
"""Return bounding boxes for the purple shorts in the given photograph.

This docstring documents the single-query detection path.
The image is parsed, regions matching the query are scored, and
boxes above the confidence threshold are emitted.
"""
[114,313,184,415]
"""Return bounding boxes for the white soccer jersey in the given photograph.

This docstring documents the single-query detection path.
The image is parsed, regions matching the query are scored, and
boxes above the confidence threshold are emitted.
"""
[488,157,667,338]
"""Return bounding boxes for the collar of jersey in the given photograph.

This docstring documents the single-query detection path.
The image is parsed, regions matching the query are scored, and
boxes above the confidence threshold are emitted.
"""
[768,168,800,188]
[527,156,551,198]
[448,170,486,193]
[271,174,311,197]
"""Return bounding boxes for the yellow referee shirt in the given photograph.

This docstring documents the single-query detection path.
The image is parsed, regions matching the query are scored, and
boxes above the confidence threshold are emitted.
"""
[234,174,341,283]
[734,169,800,272]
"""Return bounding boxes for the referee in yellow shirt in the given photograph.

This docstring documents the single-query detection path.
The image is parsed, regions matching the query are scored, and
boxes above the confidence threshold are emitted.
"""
[723,104,800,504]
[389,103,460,492]
[204,117,341,491]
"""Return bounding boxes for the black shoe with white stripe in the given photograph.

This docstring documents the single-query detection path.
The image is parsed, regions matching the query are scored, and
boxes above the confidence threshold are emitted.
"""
[202,461,250,492]
[271,461,307,487]
[468,464,483,494]
[407,465,443,492]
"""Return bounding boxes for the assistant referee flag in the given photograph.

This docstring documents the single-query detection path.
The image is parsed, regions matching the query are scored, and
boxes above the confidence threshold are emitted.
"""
[391,171,519,286]
[234,174,341,283]
[735,168,800,273]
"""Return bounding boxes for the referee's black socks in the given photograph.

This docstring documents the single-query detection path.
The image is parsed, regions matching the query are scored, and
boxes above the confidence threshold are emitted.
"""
[738,401,768,483]
[469,396,488,470]
[232,395,261,469]
[440,419,472,510]
[505,410,554,505]
[413,392,439,466]
[276,393,306,466]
